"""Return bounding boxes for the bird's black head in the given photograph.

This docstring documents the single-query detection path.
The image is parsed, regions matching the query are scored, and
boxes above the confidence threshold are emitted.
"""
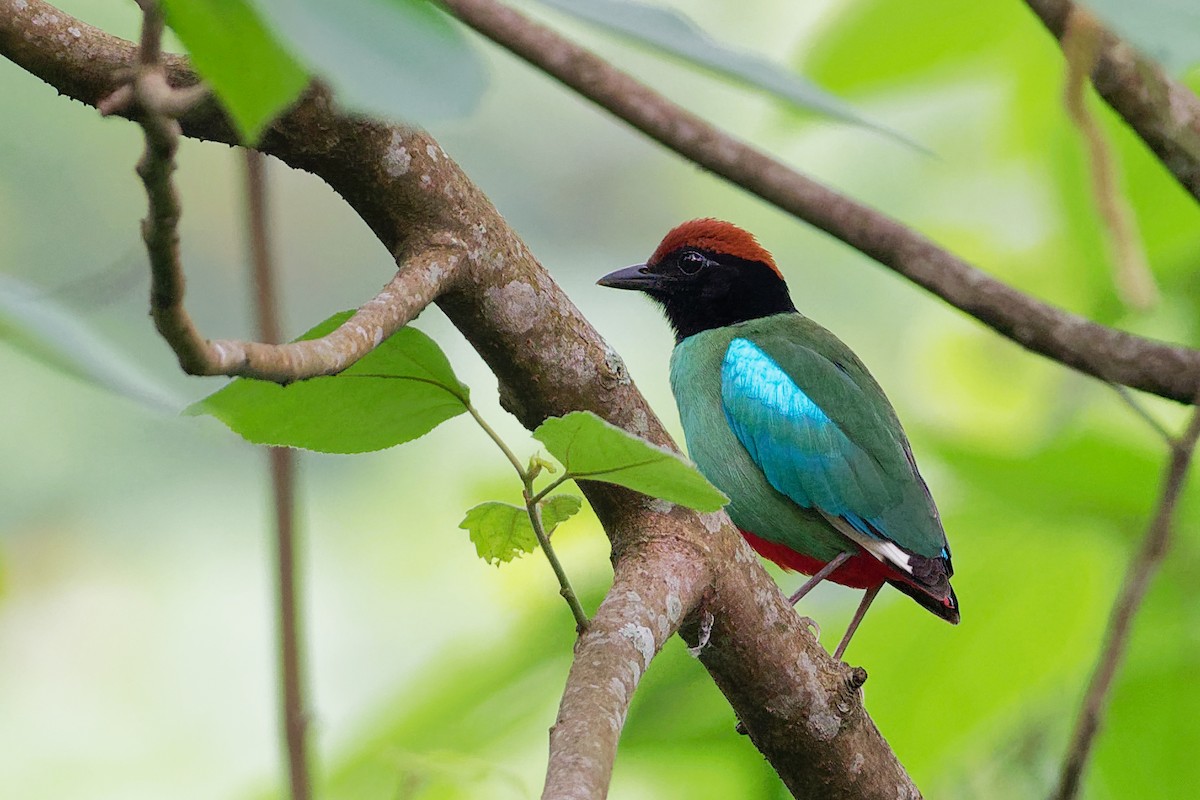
[598,219,796,342]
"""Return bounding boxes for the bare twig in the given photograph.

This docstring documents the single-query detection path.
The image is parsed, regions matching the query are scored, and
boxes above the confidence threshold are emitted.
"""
[132,0,163,65]
[1110,384,1174,444]
[1052,400,1200,800]
[437,0,1200,405]
[1061,8,1157,310]
[1025,0,1200,205]
[97,3,462,384]
[245,149,312,800]
[246,150,284,346]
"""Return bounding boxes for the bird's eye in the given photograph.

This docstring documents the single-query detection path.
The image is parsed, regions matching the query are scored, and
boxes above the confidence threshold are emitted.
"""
[678,250,707,275]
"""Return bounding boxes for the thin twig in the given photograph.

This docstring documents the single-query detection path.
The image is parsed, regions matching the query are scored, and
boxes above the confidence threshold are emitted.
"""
[245,149,312,800]
[1110,384,1174,444]
[100,2,459,384]
[1060,7,1157,310]
[268,446,308,800]
[465,400,527,478]
[1052,400,1200,800]
[461,398,586,629]
[530,473,571,505]
[132,0,161,66]
[524,488,589,632]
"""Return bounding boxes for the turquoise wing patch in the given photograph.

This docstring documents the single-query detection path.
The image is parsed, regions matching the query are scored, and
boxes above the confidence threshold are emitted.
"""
[720,337,892,529]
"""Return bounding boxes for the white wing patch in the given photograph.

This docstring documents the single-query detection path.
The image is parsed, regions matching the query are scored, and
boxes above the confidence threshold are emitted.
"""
[818,510,913,574]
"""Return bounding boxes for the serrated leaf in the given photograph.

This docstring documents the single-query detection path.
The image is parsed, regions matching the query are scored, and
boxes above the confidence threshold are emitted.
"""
[539,494,583,533]
[250,0,487,122]
[1084,0,1200,75]
[534,0,920,149]
[0,273,180,413]
[188,311,468,453]
[459,502,537,565]
[159,0,309,143]
[533,411,728,512]
[458,495,581,566]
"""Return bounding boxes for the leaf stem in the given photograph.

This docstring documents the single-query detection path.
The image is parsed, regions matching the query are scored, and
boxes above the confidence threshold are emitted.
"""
[531,473,572,505]
[464,400,587,630]
[524,487,589,633]
[466,399,527,479]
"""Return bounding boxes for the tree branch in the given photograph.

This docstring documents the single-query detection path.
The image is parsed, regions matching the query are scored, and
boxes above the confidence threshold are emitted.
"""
[1024,0,1200,204]
[1052,399,1200,800]
[89,13,463,382]
[437,0,1200,405]
[692,530,915,799]
[244,149,313,800]
[544,539,709,798]
[0,1,924,795]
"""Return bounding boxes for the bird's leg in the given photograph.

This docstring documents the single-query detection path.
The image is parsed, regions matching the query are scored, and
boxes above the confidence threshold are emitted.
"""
[787,551,852,605]
[833,584,882,661]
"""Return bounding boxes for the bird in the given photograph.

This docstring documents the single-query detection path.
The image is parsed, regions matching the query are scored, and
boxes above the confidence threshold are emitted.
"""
[598,219,958,659]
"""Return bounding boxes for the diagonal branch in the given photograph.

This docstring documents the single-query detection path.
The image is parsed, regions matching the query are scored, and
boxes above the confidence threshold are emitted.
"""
[544,539,709,798]
[1024,0,1200,204]
[1052,398,1200,800]
[437,0,1200,405]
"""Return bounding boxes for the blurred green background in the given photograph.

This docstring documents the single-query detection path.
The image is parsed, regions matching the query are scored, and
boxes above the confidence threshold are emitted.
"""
[2,1,1199,798]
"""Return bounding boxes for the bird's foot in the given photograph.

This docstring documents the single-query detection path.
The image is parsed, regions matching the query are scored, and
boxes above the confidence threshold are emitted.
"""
[796,615,821,639]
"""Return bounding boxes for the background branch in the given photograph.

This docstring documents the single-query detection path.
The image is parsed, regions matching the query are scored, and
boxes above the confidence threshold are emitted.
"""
[1025,0,1200,204]
[93,21,462,383]
[1060,8,1157,309]
[1052,400,1200,800]
[437,0,1200,404]
[245,149,312,800]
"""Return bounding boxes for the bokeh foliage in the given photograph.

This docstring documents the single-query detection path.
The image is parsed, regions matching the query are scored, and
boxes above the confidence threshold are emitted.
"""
[1,0,1199,798]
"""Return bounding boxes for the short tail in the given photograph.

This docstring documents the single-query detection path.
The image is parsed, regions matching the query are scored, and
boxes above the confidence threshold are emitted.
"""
[890,577,960,624]
[888,550,959,624]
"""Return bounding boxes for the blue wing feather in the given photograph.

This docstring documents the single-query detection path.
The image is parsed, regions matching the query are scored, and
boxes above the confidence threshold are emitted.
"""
[721,337,902,547]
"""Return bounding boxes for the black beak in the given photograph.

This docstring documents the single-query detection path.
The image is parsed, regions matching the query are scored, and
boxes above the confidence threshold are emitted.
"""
[597,263,658,291]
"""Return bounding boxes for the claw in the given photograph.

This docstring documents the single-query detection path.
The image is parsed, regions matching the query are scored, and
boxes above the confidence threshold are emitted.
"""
[797,615,821,639]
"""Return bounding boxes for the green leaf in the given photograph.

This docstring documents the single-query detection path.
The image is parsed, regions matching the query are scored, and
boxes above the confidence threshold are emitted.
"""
[533,0,920,148]
[0,273,180,413]
[159,0,309,143]
[532,411,727,512]
[538,494,583,534]
[459,502,535,564]
[458,495,581,565]
[250,0,487,122]
[188,312,468,453]
[1084,0,1200,75]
